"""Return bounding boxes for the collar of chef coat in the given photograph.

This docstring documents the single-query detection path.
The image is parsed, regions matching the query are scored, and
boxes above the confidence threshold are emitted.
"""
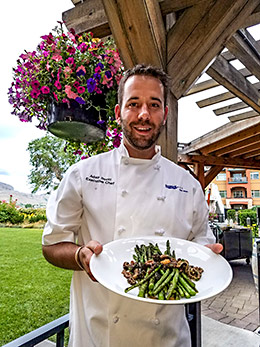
[117,143,161,165]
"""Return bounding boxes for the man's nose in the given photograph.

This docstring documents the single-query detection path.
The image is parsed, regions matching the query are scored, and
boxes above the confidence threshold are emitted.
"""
[138,104,150,121]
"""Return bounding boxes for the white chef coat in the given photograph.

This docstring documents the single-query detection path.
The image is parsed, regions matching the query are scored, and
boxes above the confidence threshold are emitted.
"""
[42,144,214,347]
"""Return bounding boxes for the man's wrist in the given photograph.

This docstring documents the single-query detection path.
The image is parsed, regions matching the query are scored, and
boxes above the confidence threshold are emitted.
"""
[75,245,85,270]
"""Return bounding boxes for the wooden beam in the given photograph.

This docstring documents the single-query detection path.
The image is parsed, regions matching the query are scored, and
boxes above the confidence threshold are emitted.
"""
[197,92,235,108]
[159,0,208,14]
[178,153,260,169]
[228,110,259,122]
[167,0,260,99]
[242,4,260,27]
[62,0,111,38]
[196,81,260,108]
[186,79,219,96]
[179,116,260,154]
[200,120,260,154]
[101,0,166,69]
[243,148,260,159]
[207,56,260,113]
[230,141,260,157]
[205,166,224,187]
[213,133,260,156]
[213,101,248,116]
[225,29,260,82]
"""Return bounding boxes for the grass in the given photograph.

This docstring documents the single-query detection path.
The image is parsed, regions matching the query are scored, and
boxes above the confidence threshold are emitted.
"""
[0,227,72,345]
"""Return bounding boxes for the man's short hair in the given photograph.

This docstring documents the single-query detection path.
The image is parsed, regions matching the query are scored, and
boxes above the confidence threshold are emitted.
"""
[117,64,171,107]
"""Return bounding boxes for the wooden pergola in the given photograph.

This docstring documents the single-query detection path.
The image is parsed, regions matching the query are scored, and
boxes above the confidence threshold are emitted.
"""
[62,0,260,188]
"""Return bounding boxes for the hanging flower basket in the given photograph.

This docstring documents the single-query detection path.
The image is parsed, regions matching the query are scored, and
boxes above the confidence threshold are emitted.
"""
[8,22,123,145]
[47,94,107,143]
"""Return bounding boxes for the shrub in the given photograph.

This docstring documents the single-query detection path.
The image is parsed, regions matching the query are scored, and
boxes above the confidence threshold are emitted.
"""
[20,208,47,224]
[227,209,236,221]
[238,209,257,226]
[0,196,24,224]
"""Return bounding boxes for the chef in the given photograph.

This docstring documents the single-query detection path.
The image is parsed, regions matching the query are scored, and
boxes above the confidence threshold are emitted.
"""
[42,64,222,347]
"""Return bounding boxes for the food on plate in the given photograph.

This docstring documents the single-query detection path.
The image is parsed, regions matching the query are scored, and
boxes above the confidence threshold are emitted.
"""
[122,240,204,300]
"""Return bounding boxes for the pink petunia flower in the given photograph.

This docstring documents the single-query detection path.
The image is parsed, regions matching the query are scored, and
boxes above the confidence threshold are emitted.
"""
[65,57,74,65]
[65,85,78,100]
[54,80,62,90]
[41,86,50,94]
[77,86,85,94]
[52,54,63,62]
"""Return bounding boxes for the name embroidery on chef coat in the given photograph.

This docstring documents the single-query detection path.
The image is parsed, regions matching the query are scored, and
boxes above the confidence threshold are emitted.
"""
[86,174,115,185]
[165,184,188,193]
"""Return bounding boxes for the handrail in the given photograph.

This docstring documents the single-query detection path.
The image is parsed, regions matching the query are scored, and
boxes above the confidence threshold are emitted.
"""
[1,314,69,347]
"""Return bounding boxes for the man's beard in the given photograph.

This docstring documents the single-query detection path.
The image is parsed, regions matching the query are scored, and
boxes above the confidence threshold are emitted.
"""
[120,118,164,150]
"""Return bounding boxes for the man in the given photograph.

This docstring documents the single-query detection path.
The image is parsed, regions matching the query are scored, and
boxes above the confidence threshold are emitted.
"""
[42,64,222,347]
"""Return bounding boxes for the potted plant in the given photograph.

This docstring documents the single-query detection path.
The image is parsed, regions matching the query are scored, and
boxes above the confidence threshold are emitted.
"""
[8,22,124,149]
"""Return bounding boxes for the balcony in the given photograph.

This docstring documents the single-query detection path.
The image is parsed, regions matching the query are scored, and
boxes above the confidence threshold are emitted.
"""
[228,177,248,184]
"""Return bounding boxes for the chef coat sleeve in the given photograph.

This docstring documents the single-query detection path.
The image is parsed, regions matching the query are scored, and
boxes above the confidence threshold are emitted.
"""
[42,164,83,245]
[188,183,215,245]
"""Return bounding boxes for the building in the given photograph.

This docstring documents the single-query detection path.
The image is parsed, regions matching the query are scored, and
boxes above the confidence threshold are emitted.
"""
[212,168,260,210]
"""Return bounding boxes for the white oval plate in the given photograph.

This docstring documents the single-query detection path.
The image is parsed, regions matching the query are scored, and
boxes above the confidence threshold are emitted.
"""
[90,237,233,304]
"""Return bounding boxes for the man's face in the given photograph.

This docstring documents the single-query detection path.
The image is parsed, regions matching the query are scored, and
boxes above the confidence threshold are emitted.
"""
[115,75,168,158]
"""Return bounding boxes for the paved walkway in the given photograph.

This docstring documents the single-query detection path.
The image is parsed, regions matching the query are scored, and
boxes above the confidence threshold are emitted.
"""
[202,259,259,332]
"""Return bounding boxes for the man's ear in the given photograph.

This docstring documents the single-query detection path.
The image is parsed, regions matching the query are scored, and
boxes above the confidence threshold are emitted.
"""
[163,106,168,125]
[115,104,121,124]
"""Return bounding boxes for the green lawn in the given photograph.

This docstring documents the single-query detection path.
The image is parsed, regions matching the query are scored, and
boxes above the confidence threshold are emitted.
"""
[0,227,72,345]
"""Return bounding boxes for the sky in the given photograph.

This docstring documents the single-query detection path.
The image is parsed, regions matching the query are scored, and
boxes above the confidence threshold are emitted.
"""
[0,1,259,194]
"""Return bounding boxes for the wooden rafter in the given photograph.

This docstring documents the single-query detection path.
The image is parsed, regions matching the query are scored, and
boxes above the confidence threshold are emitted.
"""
[178,153,260,169]
[225,30,260,82]
[213,101,248,116]
[213,133,260,156]
[205,166,224,187]
[167,0,260,99]
[207,55,260,113]
[228,110,259,122]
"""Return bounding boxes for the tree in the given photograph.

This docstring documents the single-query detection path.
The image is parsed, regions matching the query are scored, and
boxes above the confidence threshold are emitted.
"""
[27,133,80,193]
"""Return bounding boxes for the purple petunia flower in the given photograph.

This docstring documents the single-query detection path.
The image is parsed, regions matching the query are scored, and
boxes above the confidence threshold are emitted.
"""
[93,73,101,81]
[87,78,96,93]
[113,135,122,148]
[75,97,85,104]
[105,70,112,79]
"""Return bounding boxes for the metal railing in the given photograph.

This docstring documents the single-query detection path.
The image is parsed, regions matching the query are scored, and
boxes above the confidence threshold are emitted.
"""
[228,177,248,183]
[1,305,201,347]
[1,314,69,347]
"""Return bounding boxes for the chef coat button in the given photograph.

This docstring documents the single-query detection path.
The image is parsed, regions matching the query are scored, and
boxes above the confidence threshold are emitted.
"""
[113,316,119,324]
[118,226,126,234]
[155,228,165,236]
[152,318,160,325]
[121,189,128,196]
[124,159,129,165]
[154,164,161,170]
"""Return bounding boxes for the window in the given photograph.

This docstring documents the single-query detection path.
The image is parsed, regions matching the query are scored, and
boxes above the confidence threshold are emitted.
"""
[219,190,227,198]
[233,190,244,198]
[216,173,226,181]
[250,172,259,180]
[252,190,260,198]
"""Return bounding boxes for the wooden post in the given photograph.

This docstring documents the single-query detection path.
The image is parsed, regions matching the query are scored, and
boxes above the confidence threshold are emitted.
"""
[158,91,178,162]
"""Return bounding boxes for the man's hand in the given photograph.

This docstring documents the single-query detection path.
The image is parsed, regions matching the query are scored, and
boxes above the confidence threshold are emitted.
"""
[205,243,223,254]
[78,241,103,281]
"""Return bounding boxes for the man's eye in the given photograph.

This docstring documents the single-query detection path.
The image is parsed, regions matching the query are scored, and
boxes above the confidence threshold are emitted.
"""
[151,103,160,108]
[129,102,138,107]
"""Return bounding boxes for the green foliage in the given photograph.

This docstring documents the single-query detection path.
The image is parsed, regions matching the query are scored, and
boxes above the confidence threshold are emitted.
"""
[20,208,47,224]
[0,228,71,345]
[0,196,24,224]
[227,209,236,221]
[238,209,257,226]
[27,133,80,193]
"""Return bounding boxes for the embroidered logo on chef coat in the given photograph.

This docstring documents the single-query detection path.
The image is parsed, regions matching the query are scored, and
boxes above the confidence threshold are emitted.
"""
[86,174,115,185]
[165,184,188,193]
